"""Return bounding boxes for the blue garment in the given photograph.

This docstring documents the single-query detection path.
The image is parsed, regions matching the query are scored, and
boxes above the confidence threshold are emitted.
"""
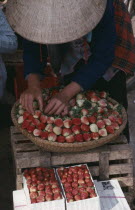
[0,9,18,98]
[23,0,116,91]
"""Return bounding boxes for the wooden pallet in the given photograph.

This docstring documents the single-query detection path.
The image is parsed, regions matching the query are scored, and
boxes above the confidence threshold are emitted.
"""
[11,126,134,206]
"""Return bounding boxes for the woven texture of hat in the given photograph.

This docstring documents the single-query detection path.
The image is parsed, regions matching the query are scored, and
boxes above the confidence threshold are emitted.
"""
[6,0,107,44]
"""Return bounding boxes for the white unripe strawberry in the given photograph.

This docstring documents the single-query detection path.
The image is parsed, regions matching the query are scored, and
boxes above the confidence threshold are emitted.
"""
[90,124,99,132]
[18,116,24,124]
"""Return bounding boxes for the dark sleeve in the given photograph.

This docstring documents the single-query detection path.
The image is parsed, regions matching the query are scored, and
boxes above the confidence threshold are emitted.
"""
[23,39,48,77]
[72,0,116,90]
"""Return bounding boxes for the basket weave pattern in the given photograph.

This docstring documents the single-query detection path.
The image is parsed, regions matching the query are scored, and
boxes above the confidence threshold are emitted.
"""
[11,98,127,153]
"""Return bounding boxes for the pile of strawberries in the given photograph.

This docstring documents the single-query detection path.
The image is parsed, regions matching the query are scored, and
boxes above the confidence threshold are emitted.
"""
[16,89,123,143]
[57,165,97,202]
[23,167,62,203]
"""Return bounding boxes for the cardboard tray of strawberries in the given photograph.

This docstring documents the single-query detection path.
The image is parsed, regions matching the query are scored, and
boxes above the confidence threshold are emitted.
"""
[11,88,127,153]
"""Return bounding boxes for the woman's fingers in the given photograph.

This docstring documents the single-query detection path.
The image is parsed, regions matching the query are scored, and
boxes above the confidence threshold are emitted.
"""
[54,104,66,115]
[37,95,43,111]
[61,106,69,116]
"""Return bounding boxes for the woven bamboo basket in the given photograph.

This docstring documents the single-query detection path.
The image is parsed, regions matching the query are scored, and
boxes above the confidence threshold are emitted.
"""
[11,98,127,153]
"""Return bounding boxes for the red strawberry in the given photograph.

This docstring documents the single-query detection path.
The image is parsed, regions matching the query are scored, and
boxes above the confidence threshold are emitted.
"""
[88,116,96,123]
[63,119,72,128]
[91,96,100,102]
[62,128,72,136]
[80,191,89,199]
[53,126,62,135]
[40,131,48,139]
[106,125,114,134]
[81,116,89,125]
[116,117,123,125]
[48,132,57,141]
[28,115,34,122]
[99,91,107,98]
[54,118,63,127]
[45,124,53,132]
[72,125,81,134]
[81,124,89,132]
[33,118,40,126]
[33,110,41,119]
[99,128,107,137]
[38,123,45,130]
[27,124,35,133]
[57,136,65,143]
[112,111,119,116]
[108,115,117,123]
[72,118,81,126]
[91,132,99,140]
[98,99,107,107]
[90,192,97,198]
[33,129,42,137]
[65,135,75,143]
[86,91,96,99]
[47,117,54,124]
[103,118,111,126]
[75,134,84,142]
[72,188,79,196]
[23,111,30,120]
[97,120,105,129]
[40,115,47,123]
[111,122,119,130]
[65,192,73,199]
[22,120,30,129]
[81,109,89,116]
[97,107,104,113]
[83,133,91,141]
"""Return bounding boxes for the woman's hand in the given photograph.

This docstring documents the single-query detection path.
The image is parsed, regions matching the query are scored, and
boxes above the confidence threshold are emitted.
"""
[20,74,43,114]
[44,82,81,115]
[20,87,43,114]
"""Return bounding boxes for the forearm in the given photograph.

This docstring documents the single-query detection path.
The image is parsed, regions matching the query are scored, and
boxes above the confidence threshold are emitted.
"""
[27,74,41,89]
[61,82,81,100]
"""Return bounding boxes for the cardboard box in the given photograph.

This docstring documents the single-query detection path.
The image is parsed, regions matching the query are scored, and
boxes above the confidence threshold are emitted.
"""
[22,170,65,210]
[13,190,29,210]
[94,180,131,210]
[56,164,100,210]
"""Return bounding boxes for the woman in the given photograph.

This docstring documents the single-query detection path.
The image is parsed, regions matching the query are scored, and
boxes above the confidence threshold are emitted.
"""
[0,1,17,99]
[6,0,135,141]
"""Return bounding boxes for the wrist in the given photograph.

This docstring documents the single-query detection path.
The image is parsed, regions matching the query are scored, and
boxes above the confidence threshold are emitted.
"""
[62,82,81,100]
[27,74,41,89]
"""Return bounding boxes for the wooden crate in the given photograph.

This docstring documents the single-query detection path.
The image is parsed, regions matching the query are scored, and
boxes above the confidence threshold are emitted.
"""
[11,126,134,205]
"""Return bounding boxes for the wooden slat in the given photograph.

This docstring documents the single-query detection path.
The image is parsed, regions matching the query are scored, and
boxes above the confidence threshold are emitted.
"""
[11,126,20,134]
[15,143,39,152]
[51,144,132,165]
[16,174,23,190]
[99,151,110,180]
[112,177,133,187]
[15,151,51,169]
[89,163,133,177]
[12,134,30,142]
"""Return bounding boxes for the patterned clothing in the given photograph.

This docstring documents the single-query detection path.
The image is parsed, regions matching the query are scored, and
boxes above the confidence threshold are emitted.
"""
[113,0,135,74]
[0,9,17,98]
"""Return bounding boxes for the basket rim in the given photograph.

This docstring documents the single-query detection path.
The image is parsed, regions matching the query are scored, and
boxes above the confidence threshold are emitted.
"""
[11,97,127,152]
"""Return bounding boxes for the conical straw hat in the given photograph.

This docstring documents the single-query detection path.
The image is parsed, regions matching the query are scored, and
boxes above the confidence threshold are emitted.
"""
[6,0,107,44]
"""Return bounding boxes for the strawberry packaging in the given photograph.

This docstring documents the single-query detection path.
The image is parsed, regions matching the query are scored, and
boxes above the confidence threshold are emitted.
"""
[23,167,65,210]
[56,164,100,210]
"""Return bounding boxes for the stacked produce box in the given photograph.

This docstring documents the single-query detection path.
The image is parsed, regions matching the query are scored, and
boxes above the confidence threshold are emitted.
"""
[13,164,100,210]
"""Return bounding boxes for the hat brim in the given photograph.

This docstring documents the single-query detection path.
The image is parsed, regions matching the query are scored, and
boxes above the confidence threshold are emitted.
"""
[6,0,107,44]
